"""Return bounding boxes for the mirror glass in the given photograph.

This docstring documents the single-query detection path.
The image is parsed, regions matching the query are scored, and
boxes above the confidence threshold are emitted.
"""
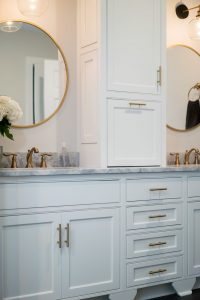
[0,21,68,128]
[167,45,200,131]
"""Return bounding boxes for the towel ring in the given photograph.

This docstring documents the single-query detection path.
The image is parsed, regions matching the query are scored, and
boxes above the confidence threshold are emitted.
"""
[188,83,200,100]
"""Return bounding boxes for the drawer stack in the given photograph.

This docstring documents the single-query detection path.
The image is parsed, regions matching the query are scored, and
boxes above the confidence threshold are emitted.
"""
[125,176,183,287]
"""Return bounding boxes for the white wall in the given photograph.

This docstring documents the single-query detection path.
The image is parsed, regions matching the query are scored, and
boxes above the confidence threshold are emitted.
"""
[167,0,200,153]
[0,0,77,153]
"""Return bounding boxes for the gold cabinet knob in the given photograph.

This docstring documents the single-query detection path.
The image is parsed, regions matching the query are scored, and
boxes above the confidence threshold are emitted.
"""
[3,153,18,168]
[40,153,52,168]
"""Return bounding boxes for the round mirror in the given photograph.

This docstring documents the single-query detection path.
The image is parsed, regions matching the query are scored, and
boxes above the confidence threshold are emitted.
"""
[0,20,68,128]
[167,45,200,131]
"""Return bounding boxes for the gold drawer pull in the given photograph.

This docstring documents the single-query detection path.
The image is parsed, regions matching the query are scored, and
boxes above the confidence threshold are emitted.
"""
[149,214,167,219]
[149,241,167,247]
[129,102,146,108]
[149,188,167,192]
[149,268,167,275]
[57,224,62,248]
[64,223,70,247]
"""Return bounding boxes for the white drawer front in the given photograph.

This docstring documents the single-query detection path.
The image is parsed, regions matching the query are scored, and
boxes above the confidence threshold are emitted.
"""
[188,177,200,198]
[127,204,182,230]
[127,230,182,258]
[126,177,182,202]
[127,256,183,287]
[0,179,121,210]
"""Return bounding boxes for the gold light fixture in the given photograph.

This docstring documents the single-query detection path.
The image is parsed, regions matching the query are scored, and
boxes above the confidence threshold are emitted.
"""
[176,3,200,40]
[17,0,49,17]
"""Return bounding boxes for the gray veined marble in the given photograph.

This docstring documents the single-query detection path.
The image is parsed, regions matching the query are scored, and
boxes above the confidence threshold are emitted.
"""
[1,164,200,177]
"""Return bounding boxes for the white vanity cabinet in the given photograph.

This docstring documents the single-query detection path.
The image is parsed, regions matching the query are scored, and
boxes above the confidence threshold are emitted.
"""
[2,171,200,300]
[107,100,162,166]
[0,177,120,300]
[0,214,61,300]
[0,209,120,300]
[107,0,161,95]
[187,176,200,276]
[77,0,165,167]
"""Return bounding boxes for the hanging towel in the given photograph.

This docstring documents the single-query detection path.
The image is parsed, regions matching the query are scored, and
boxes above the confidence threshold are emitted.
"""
[185,99,200,129]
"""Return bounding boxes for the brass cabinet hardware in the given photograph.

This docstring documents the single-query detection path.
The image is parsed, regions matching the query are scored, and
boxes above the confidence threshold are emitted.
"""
[149,188,167,192]
[3,153,18,168]
[57,224,62,248]
[64,223,70,247]
[157,66,162,86]
[149,214,167,219]
[129,102,146,108]
[149,241,167,247]
[149,268,167,275]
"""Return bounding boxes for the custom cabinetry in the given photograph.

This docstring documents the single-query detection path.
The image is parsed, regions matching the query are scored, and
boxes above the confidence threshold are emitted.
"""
[107,0,161,95]
[125,176,184,290]
[188,176,200,276]
[107,100,162,166]
[77,0,165,167]
[2,171,200,300]
[0,177,120,300]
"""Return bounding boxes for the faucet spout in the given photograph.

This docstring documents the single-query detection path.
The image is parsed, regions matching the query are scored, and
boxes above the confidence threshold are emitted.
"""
[184,148,199,165]
[26,147,39,168]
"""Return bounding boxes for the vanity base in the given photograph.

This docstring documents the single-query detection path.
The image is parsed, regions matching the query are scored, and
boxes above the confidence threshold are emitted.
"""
[172,278,196,296]
[109,289,137,300]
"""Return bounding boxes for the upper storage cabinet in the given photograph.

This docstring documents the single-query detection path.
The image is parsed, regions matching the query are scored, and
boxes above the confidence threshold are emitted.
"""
[107,0,161,95]
[79,0,98,48]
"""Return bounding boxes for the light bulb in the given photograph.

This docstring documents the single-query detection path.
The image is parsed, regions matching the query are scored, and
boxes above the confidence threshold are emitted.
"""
[0,21,22,33]
[17,0,49,17]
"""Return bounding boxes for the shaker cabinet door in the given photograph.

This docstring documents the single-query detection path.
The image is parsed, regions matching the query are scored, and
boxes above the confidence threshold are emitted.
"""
[61,208,120,298]
[107,99,162,166]
[107,0,161,95]
[188,202,200,275]
[0,214,61,300]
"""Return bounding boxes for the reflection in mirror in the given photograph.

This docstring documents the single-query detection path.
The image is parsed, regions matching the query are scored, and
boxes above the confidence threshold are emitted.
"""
[0,21,68,128]
[167,45,200,131]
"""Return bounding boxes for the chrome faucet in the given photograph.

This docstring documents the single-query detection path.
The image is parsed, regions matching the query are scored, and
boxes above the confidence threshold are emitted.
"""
[26,147,39,168]
[184,148,200,165]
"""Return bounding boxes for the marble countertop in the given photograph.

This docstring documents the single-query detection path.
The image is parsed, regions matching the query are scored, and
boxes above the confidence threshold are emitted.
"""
[0,165,200,176]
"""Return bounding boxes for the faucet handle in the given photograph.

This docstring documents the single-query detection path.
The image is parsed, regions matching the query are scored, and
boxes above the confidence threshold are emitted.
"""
[194,149,200,165]
[170,152,180,166]
[3,153,18,168]
[40,153,52,168]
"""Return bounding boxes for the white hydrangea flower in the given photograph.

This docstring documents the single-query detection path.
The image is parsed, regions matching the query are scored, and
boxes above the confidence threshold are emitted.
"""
[0,96,23,123]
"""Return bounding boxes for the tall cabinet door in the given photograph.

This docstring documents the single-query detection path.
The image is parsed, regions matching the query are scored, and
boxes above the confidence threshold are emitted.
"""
[107,99,162,166]
[0,214,61,300]
[188,202,200,275]
[61,208,120,298]
[107,0,161,95]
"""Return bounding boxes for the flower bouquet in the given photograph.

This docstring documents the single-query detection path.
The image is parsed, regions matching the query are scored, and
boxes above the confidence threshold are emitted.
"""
[0,96,23,140]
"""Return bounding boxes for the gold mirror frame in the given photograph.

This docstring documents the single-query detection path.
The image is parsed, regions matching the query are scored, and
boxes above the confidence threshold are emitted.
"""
[0,20,69,129]
[167,44,200,132]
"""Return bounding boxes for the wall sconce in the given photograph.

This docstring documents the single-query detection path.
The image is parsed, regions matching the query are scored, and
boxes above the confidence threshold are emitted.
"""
[176,3,200,39]
[17,0,49,17]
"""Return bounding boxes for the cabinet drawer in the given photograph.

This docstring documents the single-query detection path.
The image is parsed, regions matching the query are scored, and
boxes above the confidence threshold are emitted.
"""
[188,177,200,198]
[127,230,182,258]
[126,177,182,202]
[127,256,183,287]
[126,204,182,230]
[0,179,121,210]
